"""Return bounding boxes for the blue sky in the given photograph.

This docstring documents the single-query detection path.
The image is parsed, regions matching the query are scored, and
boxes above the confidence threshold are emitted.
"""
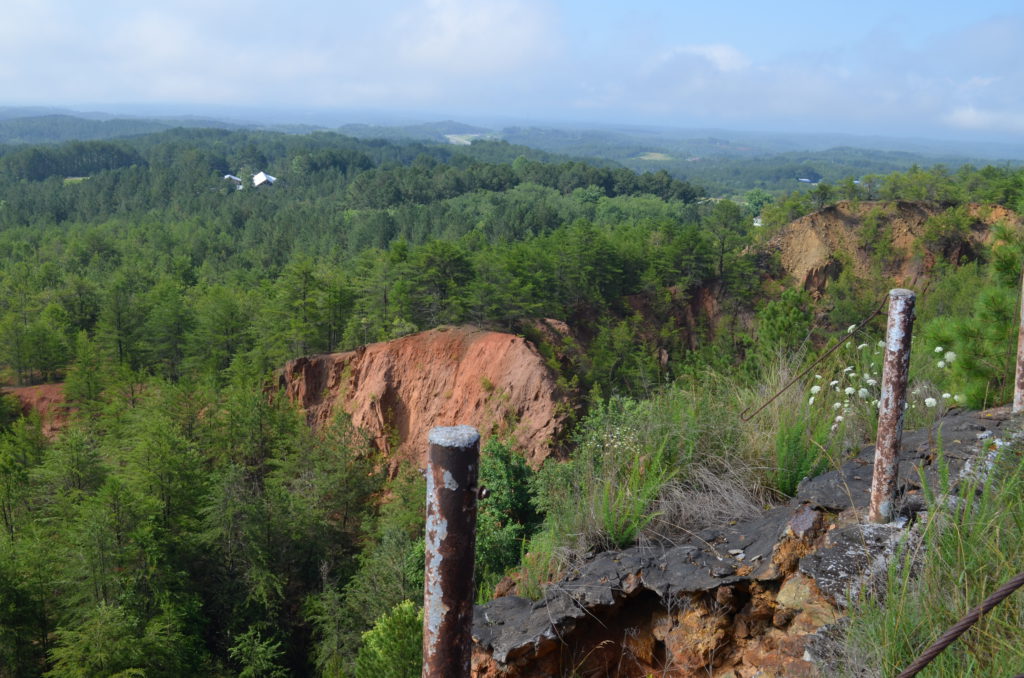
[3,0,1024,140]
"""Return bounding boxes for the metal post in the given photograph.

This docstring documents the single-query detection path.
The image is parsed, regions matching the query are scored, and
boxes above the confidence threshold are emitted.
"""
[423,425,480,678]
[869,289,915,524]
[1014,267,1024,413]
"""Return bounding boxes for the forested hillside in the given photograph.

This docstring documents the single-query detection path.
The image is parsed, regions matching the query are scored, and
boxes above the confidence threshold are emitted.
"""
[1,128,1023,676]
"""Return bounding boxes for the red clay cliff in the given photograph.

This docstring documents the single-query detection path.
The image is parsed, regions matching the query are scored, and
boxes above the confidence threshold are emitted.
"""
[278,325,569,469]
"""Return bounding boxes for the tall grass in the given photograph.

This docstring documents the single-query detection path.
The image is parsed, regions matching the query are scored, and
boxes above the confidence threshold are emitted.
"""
[521,367,795,596]
[516,339,964,598]
[843,442,1024,676]
[521,378,747,595]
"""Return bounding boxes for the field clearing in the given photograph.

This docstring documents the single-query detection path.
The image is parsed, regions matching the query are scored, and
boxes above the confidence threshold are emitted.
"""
[637,151,672,161]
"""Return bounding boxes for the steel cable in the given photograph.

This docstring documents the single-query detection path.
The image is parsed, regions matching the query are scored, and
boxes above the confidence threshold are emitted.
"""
[896,570,1024,678]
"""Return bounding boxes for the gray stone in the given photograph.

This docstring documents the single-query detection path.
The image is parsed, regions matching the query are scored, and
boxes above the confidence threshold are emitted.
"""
[798,522,906,607]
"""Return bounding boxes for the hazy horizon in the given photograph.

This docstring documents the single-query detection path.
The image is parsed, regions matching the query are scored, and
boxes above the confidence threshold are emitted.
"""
[4,1,1024,144]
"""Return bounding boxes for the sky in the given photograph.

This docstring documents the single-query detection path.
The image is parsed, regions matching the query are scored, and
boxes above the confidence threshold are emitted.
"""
[3,0,1024,140]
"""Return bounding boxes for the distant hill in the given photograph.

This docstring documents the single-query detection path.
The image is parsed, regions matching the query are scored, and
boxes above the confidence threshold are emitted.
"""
[4,107,1023,196]
[0,114,172,143]
[0,113,253,144]
[496,126,1024,195]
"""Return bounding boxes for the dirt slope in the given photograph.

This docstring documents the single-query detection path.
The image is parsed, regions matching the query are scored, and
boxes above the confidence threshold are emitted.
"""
[278,325,569,469]
[3,383,68,437]
[766,201,1019,294]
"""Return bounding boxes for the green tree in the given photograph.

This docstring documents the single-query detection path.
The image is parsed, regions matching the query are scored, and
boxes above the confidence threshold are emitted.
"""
[186,284,253,375]
[64,331,106,414]
[755,289,813,362]
[354,600,422,678]
[704,200,747,278]
[808,182,834,210]
[228,626,288,678]
[397,240,474,328]
[0,415,46,541]
[140,278,193,380]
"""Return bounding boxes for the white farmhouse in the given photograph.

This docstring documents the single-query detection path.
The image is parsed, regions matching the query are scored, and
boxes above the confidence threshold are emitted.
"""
[252,171,277,188]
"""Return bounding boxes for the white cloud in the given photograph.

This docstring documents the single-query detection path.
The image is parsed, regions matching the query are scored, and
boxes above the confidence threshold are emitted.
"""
[661,44,751,72]
[393,0,558,76]
[944,106,1024,133]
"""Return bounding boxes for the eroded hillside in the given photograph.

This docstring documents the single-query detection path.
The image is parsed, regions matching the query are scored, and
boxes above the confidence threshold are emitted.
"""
[765,200,1020,294]
[278,325,569,469]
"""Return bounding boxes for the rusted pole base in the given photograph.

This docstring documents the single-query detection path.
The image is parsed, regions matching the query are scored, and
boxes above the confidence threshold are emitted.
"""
[869,289,915,523]
[423,425,480,678]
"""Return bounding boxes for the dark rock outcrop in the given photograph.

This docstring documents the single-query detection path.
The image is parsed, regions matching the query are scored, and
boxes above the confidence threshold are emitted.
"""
[471,407,1013,677]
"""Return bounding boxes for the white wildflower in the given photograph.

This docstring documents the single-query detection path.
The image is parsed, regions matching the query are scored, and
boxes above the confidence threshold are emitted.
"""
[945,351,957,363]
[810,385,822,395]
[847,324,857,334]
[858,388,869,399]
[808,396,815,405]
[937,360,946,368]
[833,402,842,410]
[924,397,937,407]
[942,393,952,399]
[954,394,964,403]
[857,343,868,350]
[814,374,822,380]
[844,387,856,395]
[829,380,839,387]
[877,340,885,348]
[934,346,944,353]
[834,415,844,423]
[867,378,877,387]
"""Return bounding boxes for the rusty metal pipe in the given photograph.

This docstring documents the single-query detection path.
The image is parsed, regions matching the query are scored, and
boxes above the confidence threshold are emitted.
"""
[1014,268,1024,413]
[423,425,480,677]
[869,289,916,524]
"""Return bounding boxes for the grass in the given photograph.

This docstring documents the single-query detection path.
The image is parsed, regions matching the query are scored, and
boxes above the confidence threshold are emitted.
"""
[514,337,988,605]
[841,439,1024,676]
[519,368,785,595]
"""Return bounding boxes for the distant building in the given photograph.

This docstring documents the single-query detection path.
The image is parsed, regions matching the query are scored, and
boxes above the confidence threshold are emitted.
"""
[253,171,277,188]
[224,174,243,190]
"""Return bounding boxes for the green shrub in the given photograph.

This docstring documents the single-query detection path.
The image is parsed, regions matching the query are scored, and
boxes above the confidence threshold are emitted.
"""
[923,285,1016,409]
[354,600,422,678]
[475,439,539,600]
